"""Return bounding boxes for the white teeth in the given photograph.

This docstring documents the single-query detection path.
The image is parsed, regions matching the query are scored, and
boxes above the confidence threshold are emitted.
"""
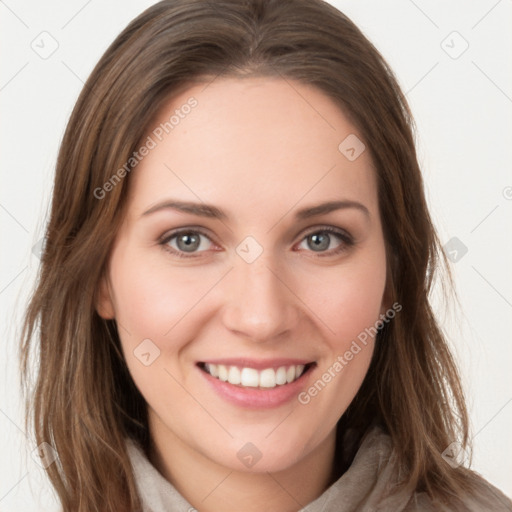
[275,366,287,385]
[205,363,219,378]
[203,363,308,388]
[228,366,241,385]
[240,367,259,387]
[259,368,276,388]
[218,364,228,382]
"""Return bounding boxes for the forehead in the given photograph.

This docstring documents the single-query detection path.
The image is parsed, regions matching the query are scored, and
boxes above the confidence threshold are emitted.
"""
[126,77,377,222]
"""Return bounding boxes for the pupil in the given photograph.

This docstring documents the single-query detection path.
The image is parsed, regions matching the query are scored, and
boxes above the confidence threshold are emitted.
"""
[310,233,329,251]
[178,233,199,252]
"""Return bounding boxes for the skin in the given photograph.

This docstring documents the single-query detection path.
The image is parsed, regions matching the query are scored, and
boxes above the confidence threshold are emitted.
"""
[97,77,388,512]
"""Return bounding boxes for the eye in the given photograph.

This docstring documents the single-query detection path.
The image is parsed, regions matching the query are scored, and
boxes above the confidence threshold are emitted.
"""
[160,229,215,258]
[296,227,354,257]
[159,226,354,259]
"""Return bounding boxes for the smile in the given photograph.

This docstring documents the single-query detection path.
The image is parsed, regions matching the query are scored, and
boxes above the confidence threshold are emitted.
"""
[198,362,315,389]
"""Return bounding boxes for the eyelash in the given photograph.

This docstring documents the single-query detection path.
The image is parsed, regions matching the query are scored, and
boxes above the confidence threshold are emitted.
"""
[159,226,354,259]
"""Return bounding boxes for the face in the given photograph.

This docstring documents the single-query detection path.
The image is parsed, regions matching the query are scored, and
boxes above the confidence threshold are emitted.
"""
[97,77,388,474]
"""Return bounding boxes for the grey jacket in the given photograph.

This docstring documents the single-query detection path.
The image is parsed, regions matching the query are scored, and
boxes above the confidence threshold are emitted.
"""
[126,427,512,511]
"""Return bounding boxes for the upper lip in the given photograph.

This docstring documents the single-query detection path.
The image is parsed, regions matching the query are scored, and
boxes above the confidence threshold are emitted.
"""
[198,358,315,370]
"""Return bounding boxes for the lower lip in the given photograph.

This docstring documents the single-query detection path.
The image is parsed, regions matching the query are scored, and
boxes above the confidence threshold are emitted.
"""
[198,365,314,409]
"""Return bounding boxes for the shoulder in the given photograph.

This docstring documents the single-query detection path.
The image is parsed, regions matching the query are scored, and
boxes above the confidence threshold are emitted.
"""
[406,473,512,511]
[355,426,512,512]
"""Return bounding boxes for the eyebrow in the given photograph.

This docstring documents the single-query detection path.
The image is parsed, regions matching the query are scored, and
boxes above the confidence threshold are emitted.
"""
[141,199,370,221]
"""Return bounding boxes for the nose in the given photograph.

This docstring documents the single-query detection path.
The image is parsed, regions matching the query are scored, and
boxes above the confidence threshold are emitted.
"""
[220,254,300,343]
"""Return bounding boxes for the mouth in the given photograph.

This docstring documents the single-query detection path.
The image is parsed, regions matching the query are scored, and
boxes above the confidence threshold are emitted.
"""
[197,361,316,389]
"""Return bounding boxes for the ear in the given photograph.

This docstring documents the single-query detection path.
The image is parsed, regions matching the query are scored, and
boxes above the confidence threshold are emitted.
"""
[95,272,116,319]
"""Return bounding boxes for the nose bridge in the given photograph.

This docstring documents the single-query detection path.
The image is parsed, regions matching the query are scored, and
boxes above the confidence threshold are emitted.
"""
[221,246,298,342]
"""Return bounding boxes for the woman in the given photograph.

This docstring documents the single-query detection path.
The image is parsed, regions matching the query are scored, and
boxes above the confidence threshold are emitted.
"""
[20,0,512,511]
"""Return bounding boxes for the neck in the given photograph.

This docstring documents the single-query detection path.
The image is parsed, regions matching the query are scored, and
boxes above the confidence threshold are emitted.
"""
[148,416,338,512]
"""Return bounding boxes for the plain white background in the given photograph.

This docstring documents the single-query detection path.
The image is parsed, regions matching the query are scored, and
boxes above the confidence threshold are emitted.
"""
[1,0,511,510]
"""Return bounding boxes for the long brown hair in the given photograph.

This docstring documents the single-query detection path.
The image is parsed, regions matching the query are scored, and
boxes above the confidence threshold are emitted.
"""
[20,0,482,510]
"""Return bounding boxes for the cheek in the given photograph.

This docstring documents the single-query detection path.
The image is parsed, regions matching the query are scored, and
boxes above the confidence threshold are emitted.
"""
[108,249,211,401]
[109,247,207,341]
[110,237,387,360]
[304,254,387,349]
[294,256,386,448]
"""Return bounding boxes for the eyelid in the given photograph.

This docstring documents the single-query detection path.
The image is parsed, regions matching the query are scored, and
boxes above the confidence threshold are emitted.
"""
[159,224,354,258]
[159,224,214,240]
[300,224,353,240]
[294,225,354,257]
[159,226,218,255]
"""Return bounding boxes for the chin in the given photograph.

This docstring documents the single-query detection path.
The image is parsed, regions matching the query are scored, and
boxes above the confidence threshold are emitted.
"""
[205,430,320,474]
